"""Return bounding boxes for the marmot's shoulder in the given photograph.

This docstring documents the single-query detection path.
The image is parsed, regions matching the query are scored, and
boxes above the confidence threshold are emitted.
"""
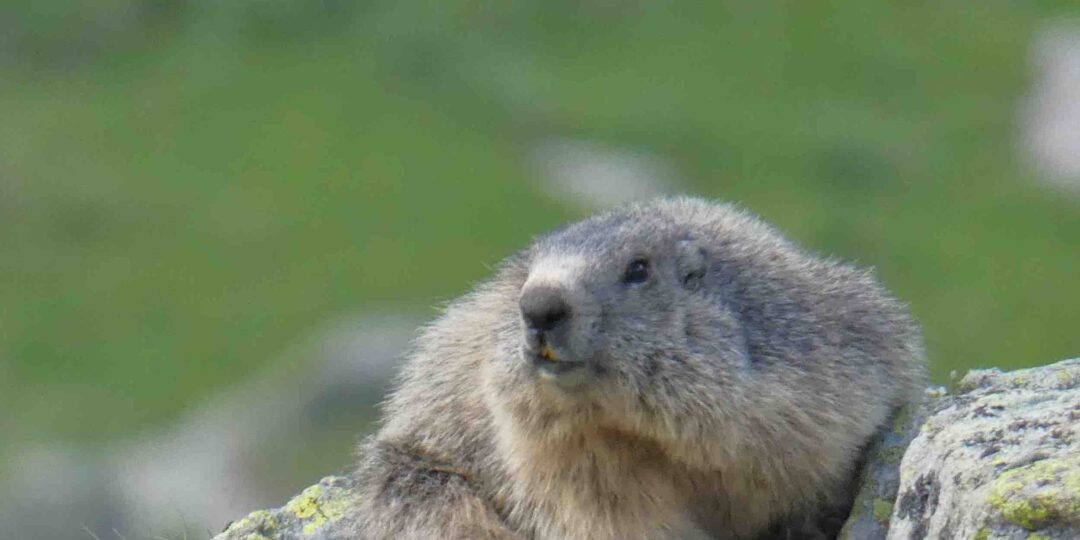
[373,255,525,452]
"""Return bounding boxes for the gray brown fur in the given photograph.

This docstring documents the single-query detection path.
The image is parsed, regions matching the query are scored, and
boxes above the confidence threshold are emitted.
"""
[353,197,925,539]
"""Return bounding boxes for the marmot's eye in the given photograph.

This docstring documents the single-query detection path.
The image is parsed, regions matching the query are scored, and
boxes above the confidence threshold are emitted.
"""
[622,259,650,284]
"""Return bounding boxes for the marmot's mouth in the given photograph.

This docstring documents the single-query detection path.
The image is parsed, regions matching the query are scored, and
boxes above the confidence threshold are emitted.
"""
[526,349,586,378]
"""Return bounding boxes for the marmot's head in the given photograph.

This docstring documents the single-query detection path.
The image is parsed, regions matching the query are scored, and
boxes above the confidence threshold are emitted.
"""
[487,200,753,461]
[518,211,713,385]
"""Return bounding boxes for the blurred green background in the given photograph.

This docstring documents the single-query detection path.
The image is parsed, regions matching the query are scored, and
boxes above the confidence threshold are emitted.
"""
[1,0,1079,535]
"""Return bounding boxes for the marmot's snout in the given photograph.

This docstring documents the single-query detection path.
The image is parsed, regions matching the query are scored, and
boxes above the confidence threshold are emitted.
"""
[518,281,590,381]
[520,285,572,345]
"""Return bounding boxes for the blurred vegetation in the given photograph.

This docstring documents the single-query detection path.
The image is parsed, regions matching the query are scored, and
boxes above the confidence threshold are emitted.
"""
[1,0,1078,458]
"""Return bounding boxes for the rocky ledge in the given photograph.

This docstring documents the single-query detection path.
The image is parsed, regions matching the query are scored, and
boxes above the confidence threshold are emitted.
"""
[216,358,1080,540]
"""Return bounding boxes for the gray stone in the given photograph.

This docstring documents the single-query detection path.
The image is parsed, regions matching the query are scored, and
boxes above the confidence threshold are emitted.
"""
[107,313,415,534]
[887,359,1080,540]
[527,138,681,209]
[214,476,363,540]
[0,313,416,539]
[1022,22,1080,193]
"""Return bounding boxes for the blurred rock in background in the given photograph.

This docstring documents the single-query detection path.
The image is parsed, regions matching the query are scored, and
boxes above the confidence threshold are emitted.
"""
[1023,21,1080,193]
[0,313,416,539]
[527,138,682,209]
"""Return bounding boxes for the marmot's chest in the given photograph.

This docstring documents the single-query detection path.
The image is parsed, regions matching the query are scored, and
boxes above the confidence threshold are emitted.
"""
[500,430,774,540]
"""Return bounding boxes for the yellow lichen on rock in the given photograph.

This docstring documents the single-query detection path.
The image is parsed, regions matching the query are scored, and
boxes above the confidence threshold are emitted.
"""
[987,456,1080,531]
[872,498,893,524]
[314,484,362,522]
[285,485,323,520]
[213,477,364,540]
[232,510,277,535]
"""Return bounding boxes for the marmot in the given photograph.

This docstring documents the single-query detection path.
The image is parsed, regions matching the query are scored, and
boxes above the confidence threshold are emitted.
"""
[353,197,925,539]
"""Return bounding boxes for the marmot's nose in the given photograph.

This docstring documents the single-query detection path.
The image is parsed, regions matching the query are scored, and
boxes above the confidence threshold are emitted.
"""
[520,286,572,335]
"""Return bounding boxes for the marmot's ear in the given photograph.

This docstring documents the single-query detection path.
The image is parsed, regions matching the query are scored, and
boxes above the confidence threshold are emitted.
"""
[676,238,708,291]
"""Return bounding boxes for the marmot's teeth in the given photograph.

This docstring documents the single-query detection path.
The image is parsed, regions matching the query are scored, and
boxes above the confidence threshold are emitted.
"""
[539,345,559,362]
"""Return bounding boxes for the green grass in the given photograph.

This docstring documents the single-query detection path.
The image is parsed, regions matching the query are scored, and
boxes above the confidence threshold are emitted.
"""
[1,0,1078,452]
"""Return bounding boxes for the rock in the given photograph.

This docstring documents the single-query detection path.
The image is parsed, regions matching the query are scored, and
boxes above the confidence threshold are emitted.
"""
[1022,22,1080,193]
[0,313,416,539]
[105,313,414,534]
[0,444,125,540]
[888,358,1080,540]
[214,476,363,540]
[526,138,681,209]
[214,359,1080,539]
